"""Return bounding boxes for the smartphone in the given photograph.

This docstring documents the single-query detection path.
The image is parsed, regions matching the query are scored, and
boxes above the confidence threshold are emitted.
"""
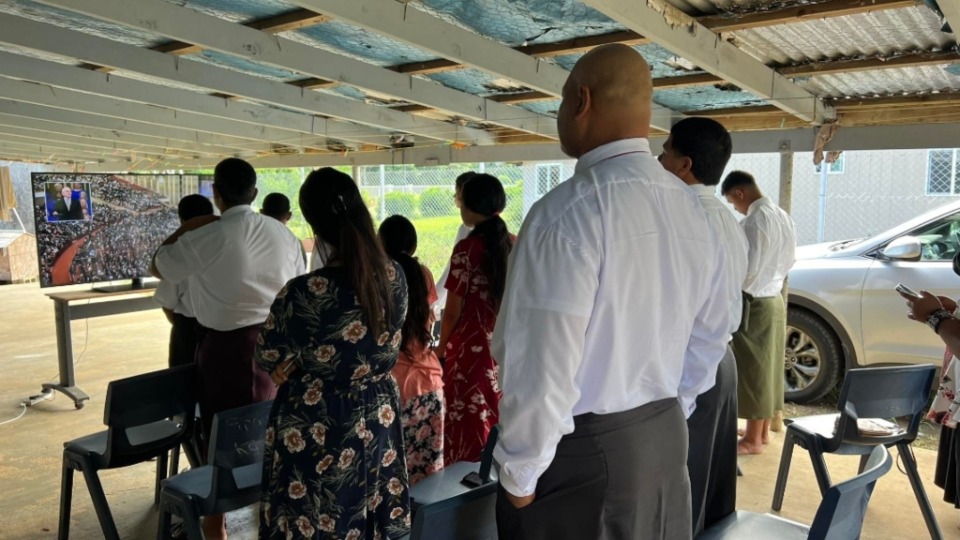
[895,283,922,298]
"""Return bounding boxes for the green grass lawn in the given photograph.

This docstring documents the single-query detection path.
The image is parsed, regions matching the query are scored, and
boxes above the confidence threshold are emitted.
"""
[407,214,463,278]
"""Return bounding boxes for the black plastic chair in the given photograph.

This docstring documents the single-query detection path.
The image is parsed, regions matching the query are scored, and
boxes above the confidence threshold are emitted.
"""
[156,400,273,540]
[699,445,892,539]
[409,424,500,513]
[771,364,940,539]
[58,364,198,540]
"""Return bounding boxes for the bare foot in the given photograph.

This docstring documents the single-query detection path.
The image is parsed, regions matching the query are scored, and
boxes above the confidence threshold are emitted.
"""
[737,438,764,455]
[762,434,770,445]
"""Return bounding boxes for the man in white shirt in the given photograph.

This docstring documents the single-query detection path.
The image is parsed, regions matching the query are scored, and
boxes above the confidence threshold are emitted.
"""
[152,158,304,537]
[659,117,748,535]
[432,171,476,317]
[492,44,733,540]
[721,171,797,455]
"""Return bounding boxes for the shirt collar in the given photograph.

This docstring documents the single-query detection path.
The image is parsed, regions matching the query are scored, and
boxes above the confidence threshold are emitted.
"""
[746,196,770,217]
[221,205,252,218]
[574,138,651,175]
[691,184,718,197]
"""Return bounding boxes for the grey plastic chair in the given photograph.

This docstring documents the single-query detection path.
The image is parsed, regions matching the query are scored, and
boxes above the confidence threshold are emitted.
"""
[58,364,198,540]
[156,400,273,540]
[700,445,892,540]
[409,424,500,513]
[401,425,501,540]
[771,364,940,539]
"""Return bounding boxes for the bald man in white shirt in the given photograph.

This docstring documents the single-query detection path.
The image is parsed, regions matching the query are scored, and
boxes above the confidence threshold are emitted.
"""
[492,44,734,540]
[660,117,749,535]
[721,171,797,455]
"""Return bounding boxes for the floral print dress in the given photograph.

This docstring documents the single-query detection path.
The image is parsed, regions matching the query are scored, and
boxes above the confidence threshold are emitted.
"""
[255,263,410,540]
[443,235,503,463]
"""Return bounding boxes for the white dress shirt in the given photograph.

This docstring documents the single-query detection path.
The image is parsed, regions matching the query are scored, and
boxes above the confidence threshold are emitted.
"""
[741,196,797,298]
[683,184,749,413]
[492,139,734,497]
[154,205,305,331]
[153,277,196,318]
[433,223,472,312]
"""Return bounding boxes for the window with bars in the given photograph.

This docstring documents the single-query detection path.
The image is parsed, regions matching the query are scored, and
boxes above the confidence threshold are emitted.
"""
[536,163,562,197]
[927,149,960,195]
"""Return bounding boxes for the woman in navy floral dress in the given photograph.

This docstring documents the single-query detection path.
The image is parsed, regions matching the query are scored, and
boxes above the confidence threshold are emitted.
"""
[255,168,410,540]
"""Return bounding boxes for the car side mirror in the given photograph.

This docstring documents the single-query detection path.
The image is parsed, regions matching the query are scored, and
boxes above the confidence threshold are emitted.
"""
[881,236,922,261]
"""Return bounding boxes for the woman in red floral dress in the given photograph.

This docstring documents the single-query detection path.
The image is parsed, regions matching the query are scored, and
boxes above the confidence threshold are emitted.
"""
[435,174,514,463]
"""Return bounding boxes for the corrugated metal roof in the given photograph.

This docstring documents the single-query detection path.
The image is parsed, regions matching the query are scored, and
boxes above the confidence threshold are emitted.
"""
[799,65,960,97]
[732,6,951,65]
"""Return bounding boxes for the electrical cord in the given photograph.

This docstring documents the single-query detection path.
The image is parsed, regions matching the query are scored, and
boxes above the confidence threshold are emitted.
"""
[0,404,27,426]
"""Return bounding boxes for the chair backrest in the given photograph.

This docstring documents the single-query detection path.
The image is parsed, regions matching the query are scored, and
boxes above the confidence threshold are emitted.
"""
[103,364,198,464]
[208,400,272,497]
[807,445,892,540]
[832,364,936,446]
[409,482,498,540]
[478,424,500,483]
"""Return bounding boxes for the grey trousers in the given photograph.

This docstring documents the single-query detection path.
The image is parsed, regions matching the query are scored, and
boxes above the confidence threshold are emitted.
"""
[496,398,692,540]
[687,346,739,536]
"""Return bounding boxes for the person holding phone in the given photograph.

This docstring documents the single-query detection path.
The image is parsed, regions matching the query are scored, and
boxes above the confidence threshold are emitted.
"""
[900,261,960,528]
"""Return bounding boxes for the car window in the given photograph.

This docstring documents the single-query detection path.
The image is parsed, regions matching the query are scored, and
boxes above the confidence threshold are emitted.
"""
[911,213,960,261]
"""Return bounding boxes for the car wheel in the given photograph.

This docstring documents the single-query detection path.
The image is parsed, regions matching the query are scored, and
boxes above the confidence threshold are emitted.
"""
[784,308,842,403]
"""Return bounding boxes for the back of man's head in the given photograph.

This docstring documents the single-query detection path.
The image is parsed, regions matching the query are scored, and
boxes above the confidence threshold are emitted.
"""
[178,194,214,222]
[213,158,257,206]
[720,170,759,195]
[669,118,733,186]
[455,171,478,191]
[261,193,292,221]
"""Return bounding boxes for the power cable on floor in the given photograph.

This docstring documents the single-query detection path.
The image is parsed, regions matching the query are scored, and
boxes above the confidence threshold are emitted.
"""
[0,404,27,426]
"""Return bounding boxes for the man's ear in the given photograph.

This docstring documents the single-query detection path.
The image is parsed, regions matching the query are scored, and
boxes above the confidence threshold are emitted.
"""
[575,85,591,119]
[679,156,694,178]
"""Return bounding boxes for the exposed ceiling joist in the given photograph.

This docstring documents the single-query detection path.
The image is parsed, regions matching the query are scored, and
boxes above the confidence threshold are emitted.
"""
[583,0,833,124]
[0,138,136,161]
[0,123,196,158]
[0,52,344,154]
[34,0,557,140]
[697,0,917,32]
[0,99,270,154]
[0,77,297,154]
[285,0,684,131]
[0,14,423,150]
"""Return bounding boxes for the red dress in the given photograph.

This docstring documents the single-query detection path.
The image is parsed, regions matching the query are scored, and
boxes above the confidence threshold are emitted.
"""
[443,235,502,463]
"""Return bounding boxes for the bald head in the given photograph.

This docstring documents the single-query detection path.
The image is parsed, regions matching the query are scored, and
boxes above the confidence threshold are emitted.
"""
[557,44,653,158]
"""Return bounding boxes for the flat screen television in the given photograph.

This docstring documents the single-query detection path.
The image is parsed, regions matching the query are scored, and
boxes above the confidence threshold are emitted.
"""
[32,173,183,289]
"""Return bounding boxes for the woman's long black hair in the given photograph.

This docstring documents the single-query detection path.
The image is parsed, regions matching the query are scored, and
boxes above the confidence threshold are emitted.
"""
[378,215,432,356]
[300,168,393,335]
[461,174,513,310]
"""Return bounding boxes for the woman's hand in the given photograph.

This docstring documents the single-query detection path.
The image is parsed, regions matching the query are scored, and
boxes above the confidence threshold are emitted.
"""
[270,359,296,385]
[900,290,943,322]
[939,296,958,313]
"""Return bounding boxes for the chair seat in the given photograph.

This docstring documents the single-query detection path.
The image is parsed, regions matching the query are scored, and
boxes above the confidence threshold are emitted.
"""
[697,511,810,540]
[162,463,262,514]
[65,420,182,467]
[409,461,499,512]
[790,414,907,454]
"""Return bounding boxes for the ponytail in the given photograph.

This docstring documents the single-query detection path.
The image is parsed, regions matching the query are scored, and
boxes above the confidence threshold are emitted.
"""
[469,215,512,309]
[378,215,432,355]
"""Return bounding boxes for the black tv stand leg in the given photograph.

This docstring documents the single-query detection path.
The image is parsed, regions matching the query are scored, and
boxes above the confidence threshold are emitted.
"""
[39,383,89,409]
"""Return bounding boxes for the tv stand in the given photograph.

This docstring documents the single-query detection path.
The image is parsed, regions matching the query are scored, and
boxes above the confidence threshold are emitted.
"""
[93,277,156,293]
[35,288,160,409]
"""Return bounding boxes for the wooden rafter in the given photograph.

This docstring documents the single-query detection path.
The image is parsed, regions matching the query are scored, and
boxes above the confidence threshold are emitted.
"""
[698,0,917,32]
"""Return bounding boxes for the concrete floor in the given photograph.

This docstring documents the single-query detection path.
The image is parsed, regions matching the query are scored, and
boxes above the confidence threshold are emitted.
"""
[0,282,958,539]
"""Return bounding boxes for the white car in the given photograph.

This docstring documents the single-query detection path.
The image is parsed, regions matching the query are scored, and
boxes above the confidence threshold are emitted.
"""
[785,200,960,402]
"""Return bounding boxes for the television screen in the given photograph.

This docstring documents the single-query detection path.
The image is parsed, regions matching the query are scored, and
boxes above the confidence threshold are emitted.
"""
[32,173,180,288]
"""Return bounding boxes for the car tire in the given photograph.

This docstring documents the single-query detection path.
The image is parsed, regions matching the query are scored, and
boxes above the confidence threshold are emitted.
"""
[784,308,842,403]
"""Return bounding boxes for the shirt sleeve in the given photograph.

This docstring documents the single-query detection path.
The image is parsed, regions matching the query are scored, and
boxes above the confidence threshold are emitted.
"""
[678,237,737,417]
[492,223,597,497]
[742,216,772,293]
[152,280,179,310]
[154,228,210,284]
